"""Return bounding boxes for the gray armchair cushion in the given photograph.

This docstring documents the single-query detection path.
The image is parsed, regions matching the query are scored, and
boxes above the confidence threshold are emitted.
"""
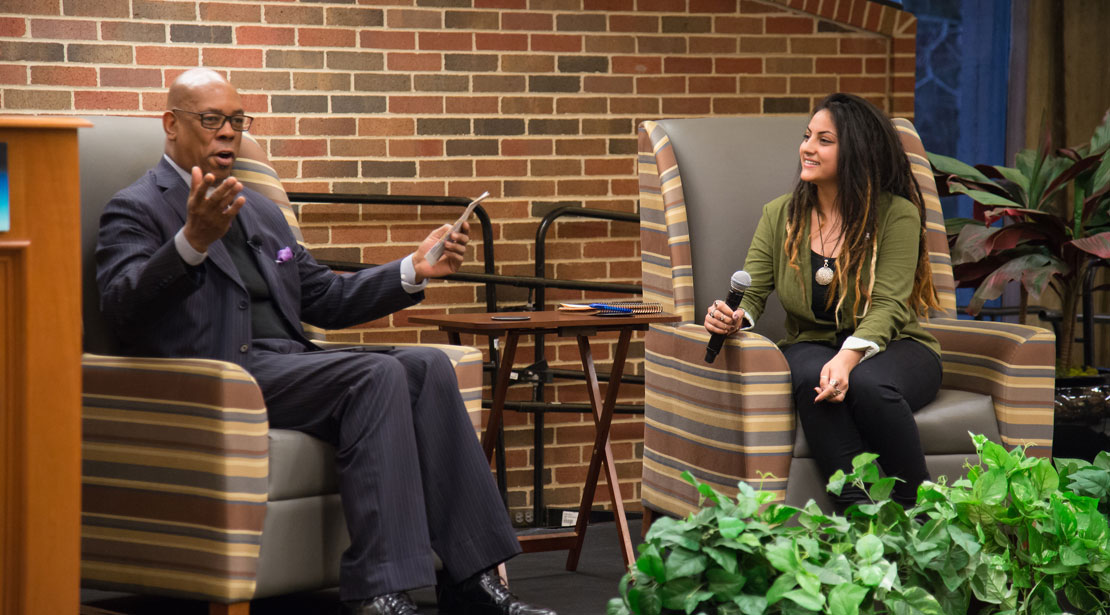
[267,429,339,501]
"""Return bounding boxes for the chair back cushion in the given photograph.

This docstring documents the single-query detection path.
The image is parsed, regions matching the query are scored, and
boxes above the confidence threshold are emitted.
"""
[79,116,167,354]
[639,116,804,342]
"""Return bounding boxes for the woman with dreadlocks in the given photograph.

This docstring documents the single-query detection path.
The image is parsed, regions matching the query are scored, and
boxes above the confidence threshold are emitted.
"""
[704,92,943,511]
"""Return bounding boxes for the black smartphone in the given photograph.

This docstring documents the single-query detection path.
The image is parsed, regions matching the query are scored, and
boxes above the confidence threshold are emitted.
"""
[490,315,530,321]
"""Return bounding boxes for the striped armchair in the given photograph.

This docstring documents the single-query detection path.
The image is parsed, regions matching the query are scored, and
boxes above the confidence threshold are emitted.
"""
[637,116,1055,519]
[78,116,483,614]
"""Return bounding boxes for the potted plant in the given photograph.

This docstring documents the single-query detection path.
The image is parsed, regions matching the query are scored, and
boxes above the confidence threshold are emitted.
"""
[928,109,1110,377]
[609,436,1110,615]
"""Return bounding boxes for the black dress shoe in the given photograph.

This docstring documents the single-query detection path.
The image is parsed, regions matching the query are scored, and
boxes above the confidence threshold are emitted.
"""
[436,569,557,615]
[340,592,418,615]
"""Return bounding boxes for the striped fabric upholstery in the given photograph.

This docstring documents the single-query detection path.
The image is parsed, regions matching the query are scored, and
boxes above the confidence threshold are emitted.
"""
[638,118,1055,519]
[81,355,269,602]
[81,127,486,603]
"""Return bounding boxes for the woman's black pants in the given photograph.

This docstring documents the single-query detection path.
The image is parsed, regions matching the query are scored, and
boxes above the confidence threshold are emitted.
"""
[783,338,942,510]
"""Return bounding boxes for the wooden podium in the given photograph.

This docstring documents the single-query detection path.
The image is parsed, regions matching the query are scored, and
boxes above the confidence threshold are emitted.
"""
[0,117,88,615]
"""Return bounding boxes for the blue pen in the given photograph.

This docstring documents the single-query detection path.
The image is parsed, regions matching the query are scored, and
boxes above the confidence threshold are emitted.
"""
[589,303,632,313]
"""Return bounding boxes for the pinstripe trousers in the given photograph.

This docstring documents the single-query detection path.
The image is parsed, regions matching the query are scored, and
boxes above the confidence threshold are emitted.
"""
[249,338,521,600]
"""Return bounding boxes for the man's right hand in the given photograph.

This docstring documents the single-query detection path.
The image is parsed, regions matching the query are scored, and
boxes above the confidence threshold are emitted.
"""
[182,166,245,253]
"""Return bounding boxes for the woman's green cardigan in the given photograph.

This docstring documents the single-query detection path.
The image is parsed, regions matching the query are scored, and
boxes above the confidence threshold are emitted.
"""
[739,192,941,359]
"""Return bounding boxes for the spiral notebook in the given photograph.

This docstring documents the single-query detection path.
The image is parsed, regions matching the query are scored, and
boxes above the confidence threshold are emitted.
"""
[558,301,663,315]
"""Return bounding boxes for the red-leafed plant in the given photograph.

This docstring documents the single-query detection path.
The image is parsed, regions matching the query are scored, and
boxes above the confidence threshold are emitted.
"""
[930,109,1110,375]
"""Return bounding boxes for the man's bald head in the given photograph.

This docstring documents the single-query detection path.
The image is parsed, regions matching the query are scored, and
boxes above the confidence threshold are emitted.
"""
[167,67,233,111]
[163,68,245,183]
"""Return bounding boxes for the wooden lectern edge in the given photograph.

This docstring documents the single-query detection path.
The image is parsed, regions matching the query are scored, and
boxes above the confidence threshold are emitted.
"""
[0,116,93,129]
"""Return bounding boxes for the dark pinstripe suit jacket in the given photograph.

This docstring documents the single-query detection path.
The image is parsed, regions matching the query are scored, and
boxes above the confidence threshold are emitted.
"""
[96,158,421,367]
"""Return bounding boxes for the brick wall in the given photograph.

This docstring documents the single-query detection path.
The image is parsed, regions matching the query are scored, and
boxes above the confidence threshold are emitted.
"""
[1,0,915,519]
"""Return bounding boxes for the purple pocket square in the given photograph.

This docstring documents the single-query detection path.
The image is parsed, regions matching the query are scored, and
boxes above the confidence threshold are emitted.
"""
[275,246,293,263]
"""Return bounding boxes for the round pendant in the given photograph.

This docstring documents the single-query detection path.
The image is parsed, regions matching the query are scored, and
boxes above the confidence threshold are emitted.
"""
[815,265,834,286]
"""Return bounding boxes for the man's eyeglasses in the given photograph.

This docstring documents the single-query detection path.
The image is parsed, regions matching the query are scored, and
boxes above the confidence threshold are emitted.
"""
[173,109,253,131]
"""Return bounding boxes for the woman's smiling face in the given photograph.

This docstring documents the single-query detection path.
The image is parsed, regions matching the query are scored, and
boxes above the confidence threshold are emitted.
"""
[799,109,839,187]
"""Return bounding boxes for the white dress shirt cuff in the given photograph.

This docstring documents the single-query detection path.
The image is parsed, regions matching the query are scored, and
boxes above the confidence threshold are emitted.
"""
[175,227,207,266]
[842,335,879,361]
[400,254,429,294]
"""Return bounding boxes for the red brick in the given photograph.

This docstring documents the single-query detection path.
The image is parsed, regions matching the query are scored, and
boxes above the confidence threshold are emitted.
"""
[664,57,712,74]
[136,46,198,67]
[418,32,472,51]
[475,33,528,51]
[530,159,581,176]
[0,65,27,85]
[475,0,527,8]
[555,138,605,156]
[31,65,96,87]
[388,139,443,157]
[74,90,139,110]
[583,76,633,94]
[839,76,887,92]
[584,158,633,176]
[477,159,527,177]
[610,15,658,33]
[298,27,356,47]
[691,0,738,12]
[101,67,162,88]
[361,31,416,50]
[866,57,889,74]
[264,4,323,25]
[446,95,498,113]
[557,179,607,196]
[636,76,685,95]
[331,138,387,157]
[420,159,474,178]
[502,12,553,31]
[31,18,96,40]
[789,36,838,55]
[531,34,581,53]
[501,138,553,157]
[234,25,294,46]
[638,0,684,10]
[299,117,356,135]
[714,57,762,75]
[790,75,837,94]
[740,35,788,53]
[141,91,166,111]
[202,48,263,69]
[386,9,443,30]
[555,97,607,114]
[713,97,761,114]
[610,178,639,195]
[612,56,660,74]
[841,37,886,55]
[0,17,26,37]
[358,117,415,136]
[739,75,787,93]
[504,179,556,197]
[387,53,441,72]
[201,2,261,23]
[714,16,763,34]
[502,55,554,73]
[584,0,633,9]
[387,181,448,197]
[388,95,443,114]
[766,15,813,34]
[816,56,862,74]
[270,138,328,157]
[689,36,737,54]
[585,34,635,54]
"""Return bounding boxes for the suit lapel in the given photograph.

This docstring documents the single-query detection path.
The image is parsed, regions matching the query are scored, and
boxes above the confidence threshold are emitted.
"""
[153,158,244,290]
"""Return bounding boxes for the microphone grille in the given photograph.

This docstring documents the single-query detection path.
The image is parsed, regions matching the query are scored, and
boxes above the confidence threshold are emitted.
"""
[730,270,751,291]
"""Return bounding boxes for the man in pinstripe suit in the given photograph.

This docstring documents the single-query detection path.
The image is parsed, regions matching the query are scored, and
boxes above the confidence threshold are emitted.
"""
[96,68,555,615]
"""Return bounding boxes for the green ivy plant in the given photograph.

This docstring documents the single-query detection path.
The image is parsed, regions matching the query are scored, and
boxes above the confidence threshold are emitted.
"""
[609,435,1110,615]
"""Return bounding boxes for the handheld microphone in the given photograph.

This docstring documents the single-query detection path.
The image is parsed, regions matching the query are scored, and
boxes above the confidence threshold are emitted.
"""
[704,270,751,364]
[248,234,263,252]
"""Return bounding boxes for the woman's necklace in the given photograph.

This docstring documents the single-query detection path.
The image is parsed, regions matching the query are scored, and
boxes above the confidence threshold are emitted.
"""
[814,212,841,286]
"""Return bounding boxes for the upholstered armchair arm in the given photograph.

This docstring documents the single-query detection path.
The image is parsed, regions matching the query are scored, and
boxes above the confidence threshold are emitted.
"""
[81,353,269,602]
[921,317,1056,457]
[641,323,794,517]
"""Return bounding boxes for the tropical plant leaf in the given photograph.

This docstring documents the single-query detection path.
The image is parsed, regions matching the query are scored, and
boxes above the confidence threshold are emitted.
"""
[1038,154,1100,209]
[928,152,994,183]
[951,224,999,266]
[985,223,1051,252]
[946,184,1022,209]
[1066,231,1110,258]
[965,254,1065,315]
[828,583,869,615]
[993,165,1031,199]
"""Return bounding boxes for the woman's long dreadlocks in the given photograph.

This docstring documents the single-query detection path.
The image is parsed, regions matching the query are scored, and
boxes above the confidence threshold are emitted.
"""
[783,93,940,325]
